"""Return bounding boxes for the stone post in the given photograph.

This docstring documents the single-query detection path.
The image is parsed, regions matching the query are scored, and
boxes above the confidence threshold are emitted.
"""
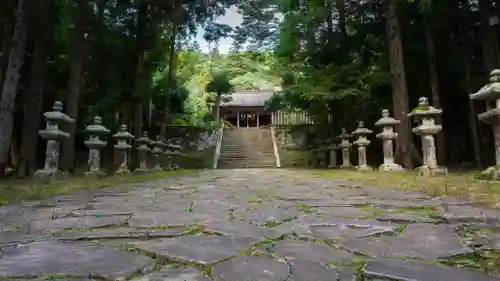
[84,116,110,176]
[152,135,164,171]
[352,121,373,171]
[338,128,353,168]
[112,125,133,174]
[375,109,403,171]
[134,131,151,173]
[34,101,74,180]
[157,137,169,169]
[327,140,338,168]
[408,97,447,176]
[163,144,173,170]
[470,69,500,179]
[171,143,184,169]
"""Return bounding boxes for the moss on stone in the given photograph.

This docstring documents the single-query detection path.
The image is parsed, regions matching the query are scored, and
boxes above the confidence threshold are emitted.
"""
[411,105,430,113]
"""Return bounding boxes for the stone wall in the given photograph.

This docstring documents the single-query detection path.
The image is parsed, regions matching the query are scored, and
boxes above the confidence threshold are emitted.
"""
[274,125,313,167]
[165,125,218,169]
[164,125,217,151]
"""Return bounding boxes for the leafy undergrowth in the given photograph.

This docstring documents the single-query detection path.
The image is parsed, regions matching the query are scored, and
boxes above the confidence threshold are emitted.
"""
[310,169,500,208]
[0,170,198,205]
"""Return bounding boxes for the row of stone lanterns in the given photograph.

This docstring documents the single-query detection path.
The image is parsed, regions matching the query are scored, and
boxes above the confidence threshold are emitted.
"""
[316,96,447,175]
[34,101,183,180]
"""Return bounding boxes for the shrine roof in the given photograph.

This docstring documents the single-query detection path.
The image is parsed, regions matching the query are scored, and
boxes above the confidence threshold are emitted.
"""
[221,90,274,107]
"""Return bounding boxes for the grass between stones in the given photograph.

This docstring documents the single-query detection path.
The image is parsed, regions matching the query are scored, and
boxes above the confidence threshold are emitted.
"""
[0,169,198,205]
[311,169,500,207]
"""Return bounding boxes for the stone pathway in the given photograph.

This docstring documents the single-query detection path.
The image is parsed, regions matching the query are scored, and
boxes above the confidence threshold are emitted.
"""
[1,169,500,281]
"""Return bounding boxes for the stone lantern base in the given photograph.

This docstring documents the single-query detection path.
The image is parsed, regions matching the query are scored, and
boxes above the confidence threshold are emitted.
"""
[340,163,354,169]
[34,170,67,182]
[378,163,404,172]
[84,171,106,177]
[356,164,373,171]
[415,165,448,176]
[480,166,500,180]
[133,168,148,173]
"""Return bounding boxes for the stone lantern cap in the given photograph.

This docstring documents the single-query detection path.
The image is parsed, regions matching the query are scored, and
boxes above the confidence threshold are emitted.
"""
[470,69,500,100]
[338,128,352,149]
[327,138,338,150]
[152,135,165,152]
[164,141,183,156]
[353,122,372,147]
[352,121,373,136]
[43,101,74,124]
[155,136,169,149]
[39,101,74,141]
[167,143,183,151]
[375,109,400,127]
[84,116,109,148]
[408,97,442,119]
[113,125,134,140]
[113,125,133,150]
[85,116,110,135]
[136,132,152,145]
[337,128,351,140]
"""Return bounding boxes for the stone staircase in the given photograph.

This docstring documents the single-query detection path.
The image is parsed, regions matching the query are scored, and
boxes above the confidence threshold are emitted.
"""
[218,127,277,168]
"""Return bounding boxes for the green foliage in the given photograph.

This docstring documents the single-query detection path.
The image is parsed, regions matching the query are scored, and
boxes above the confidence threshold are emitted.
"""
[205,71,234,96]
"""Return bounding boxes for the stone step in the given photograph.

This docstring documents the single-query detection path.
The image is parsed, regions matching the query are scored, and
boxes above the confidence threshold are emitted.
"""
[220,147,274,153]
[217,164,276,168]
[219,155,274,159]
[217,165,276,169]
[219,153,274,156]
[218,158,275,163]
[220,145,273,148]
[218,156,275,160]
[220,149,274,154]
[218,128,276,169]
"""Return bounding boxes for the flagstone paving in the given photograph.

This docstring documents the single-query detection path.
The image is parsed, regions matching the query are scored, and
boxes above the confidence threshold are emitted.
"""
[1,168,500,280]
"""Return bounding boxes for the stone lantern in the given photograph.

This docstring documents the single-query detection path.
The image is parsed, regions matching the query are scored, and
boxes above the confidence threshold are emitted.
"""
[352,121,373,171]
[113,124,133,174]
[408,96,447,176]
[375,109,403,171]
[34,101,74,180]
[151,135,164,171]
[84,116,110,176]
[134,131,151,173]
[470,69,500,179]
[163,143,176,170]
[313,140,326,168]
[327,139,338,168]
[338,128,353,168]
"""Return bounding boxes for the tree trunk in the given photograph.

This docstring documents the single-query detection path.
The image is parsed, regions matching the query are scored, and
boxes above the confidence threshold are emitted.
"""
[385,0,413,168]
[0,19,14,91]
[60,0,88,172]
[0,0,29,176]
[160,25,177,137]
[130,2,148,169]
[423,13,446,165]
[215,94,221,124]
[336,0,348,62]
[18,0,52,177]
[459,0,483,168]
[479,0,497,74]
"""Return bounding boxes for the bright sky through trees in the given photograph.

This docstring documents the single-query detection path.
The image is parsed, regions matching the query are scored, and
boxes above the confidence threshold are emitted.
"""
[195,6,242,53]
